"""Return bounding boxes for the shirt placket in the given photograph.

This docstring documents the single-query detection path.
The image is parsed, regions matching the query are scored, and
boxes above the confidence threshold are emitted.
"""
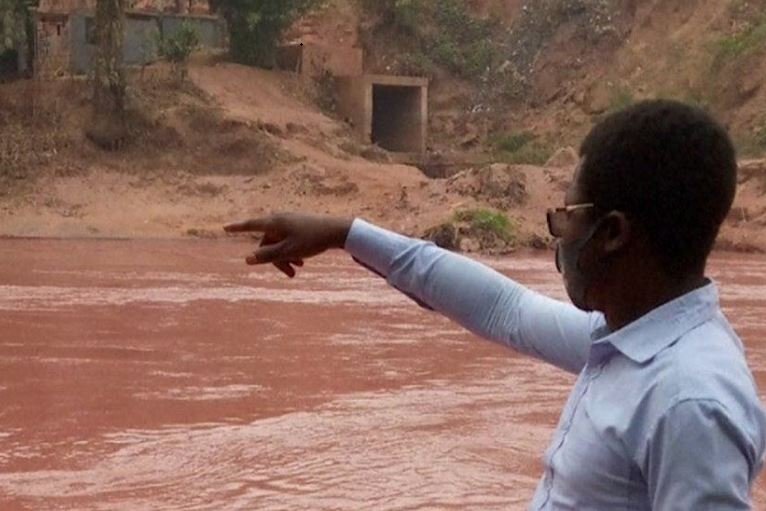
[537,344,611,509]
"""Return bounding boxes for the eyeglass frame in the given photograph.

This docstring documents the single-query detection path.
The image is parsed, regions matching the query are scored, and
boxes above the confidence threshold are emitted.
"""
[546,203,596,238]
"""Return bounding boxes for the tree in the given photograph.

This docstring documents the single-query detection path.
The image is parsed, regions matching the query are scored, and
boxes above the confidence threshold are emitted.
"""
[212,0,321,68]
[87,0,127,149]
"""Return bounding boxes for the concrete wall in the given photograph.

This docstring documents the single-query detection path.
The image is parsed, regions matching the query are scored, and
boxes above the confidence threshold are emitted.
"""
[335,75,369,137]
[123,14,161,66]
[35,14,72,77]
[68,11,224,75]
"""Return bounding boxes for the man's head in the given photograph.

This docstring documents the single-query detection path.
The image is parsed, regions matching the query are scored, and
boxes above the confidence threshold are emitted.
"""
[550,99,737,312]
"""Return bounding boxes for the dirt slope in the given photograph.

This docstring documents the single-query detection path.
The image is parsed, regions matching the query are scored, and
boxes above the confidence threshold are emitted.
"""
[0,62,573,248]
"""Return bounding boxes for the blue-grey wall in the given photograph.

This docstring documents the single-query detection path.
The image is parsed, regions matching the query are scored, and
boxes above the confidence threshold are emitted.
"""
[124,15,161,67]
[162,16,223,49]
[68,11,225,75]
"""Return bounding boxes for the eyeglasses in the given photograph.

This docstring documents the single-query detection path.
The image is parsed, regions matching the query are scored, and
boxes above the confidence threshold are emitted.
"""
[546,203,595,238]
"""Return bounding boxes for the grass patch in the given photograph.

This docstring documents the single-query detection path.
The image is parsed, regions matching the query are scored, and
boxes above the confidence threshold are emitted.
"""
[714,16,766,62]
[453,208,516,243]
[489,131,554,165]
[491,131,535,153]
[607,87,635,114]
[733,120,766,158]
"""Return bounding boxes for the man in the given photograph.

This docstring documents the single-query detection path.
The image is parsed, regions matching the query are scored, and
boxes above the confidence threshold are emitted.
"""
[225,100,766,509]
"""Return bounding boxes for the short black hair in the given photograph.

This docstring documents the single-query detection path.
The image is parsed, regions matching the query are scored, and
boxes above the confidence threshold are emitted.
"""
[579,99,737,276]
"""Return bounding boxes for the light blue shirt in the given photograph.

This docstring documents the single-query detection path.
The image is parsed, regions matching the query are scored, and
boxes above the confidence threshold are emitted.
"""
[344,219,766,510]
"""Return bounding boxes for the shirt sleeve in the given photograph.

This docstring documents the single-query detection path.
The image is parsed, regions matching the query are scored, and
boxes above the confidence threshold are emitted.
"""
[644,399,758,510]
[344,218,602,374]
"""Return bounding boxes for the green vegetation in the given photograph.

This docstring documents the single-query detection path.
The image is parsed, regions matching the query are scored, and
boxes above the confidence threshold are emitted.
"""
[734,119,766,158]
[453,208,516,243]
[715,16,766,62]
[489,131,554,165]
[158,22,199,65]
[680,90,711,112]
[0,0,29,49]
[491,132,535,153]
[361,0,498,79]
[0,0,34,74]
[157,22,199,80]
[607,87,635,114]
[313,70,337,114]
[217,0,322,68]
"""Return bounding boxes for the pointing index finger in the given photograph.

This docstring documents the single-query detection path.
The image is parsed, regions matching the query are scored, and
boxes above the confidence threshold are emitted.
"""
[224,217,274,233]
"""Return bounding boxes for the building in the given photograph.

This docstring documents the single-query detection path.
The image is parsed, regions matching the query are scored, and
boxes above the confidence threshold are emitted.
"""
[28,0,225,77]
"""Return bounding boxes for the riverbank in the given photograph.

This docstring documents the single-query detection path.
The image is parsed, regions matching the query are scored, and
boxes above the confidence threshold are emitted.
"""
[1,64,765,254]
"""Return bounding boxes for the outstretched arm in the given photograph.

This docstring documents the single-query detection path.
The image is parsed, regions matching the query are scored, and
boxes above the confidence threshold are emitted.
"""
[345,219,600,374]
[224,214,602,374]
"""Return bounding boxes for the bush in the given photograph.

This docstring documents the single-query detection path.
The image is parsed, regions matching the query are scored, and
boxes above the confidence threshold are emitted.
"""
[157,22,199,80]
[428,0,495,77]
[360,0,421,34]
[490,131,554,165]
[218,0,322,68]
[398,50,437,77]
[454,208,517,244]
[158,22,199,64]
[313,69,337,114]
[360,0,498,80]
[491,131,535,153]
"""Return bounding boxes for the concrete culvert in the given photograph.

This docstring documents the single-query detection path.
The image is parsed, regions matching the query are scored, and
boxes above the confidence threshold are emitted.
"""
[372,84,424,153]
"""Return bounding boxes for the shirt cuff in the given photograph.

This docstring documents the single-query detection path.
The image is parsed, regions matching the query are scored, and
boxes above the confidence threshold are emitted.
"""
[344,218,417,277]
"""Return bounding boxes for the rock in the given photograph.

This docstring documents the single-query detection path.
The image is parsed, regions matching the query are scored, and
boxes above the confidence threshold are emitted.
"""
[285,122,308,135]
[360,144,392,163]
[584,81,612,115]
[258,122,284,137]
[422,223,459,251]
[459,237,481,253]
[459,122,481,148]
[737,159,766,186]
[479,164,528,208]
[527,233,551,250]
[714,236,765,254]
[545,147,579,168]
[459,131,480,148]
[186,228,219,239]
[446,163,528,209]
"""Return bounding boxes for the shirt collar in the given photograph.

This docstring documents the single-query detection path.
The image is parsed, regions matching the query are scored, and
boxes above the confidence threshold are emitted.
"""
[590,279,720,364]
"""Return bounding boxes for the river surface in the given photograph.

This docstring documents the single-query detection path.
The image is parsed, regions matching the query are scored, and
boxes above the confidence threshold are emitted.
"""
[0,239,765,510]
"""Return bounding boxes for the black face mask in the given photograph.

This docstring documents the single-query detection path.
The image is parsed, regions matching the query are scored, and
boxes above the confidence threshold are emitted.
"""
[555,220,603,310]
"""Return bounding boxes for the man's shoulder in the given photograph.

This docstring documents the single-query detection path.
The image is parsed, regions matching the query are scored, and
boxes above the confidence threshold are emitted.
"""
[653,315,762,421]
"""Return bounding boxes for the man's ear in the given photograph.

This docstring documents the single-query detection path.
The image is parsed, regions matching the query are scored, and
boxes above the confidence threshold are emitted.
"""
[601,211,631,254]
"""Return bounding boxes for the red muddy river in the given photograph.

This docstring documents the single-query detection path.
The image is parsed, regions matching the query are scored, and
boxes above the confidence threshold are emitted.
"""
[0,239,765,510]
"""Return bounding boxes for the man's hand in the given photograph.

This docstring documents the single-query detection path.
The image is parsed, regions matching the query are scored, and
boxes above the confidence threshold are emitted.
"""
[224,213,353,278]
